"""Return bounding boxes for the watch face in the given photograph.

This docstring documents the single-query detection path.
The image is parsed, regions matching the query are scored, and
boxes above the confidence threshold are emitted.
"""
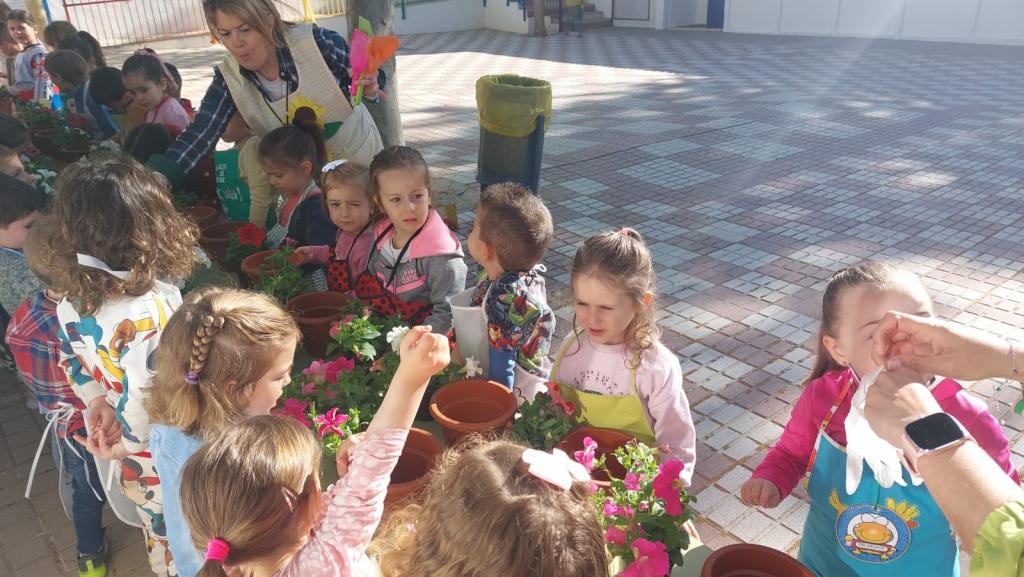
[905,413,964,451]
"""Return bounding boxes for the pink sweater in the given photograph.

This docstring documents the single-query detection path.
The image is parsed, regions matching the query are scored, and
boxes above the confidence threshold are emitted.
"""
[752,368,1019,499]
[309,227,374,275]
[145,96,191,135]
[555,333,697,485]
[277,428,406,577]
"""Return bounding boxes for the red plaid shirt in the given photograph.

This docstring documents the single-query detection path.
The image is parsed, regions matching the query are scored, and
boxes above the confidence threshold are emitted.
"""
[6,292,86,437]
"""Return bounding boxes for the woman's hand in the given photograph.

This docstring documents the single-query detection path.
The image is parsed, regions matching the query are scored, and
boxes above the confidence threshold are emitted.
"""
[871,312,1014,381]
[864,367,942,447]
[349,69,386,101]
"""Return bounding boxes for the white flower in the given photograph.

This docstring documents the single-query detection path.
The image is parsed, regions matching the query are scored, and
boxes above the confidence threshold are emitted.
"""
[193,246,212,268]
[38,169,56,179]
[463,357,483,378]
[386,325,411,352]
[93,140,119,152]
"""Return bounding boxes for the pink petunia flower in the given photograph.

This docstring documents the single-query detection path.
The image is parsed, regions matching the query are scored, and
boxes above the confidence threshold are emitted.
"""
[329,322,342,338]
[313,407,350,438]
[653,459,687,517]
[301,382,318,396]
[274,399,310,427]
[574,436,598,472]
[324,356,356,383]
[302,360,328,382]
[605,526,627,546]
[621,538,670,577]
[624,472,642,491]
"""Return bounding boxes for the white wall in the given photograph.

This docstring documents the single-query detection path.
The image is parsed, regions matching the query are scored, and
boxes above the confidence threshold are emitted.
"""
[725,0,1024,44]
[394,0,485,34]
[484,0,530,34]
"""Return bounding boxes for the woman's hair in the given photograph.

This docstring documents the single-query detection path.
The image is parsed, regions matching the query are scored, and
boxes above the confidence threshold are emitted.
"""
[202,0,288,47]
[0,112,30,151]
[122,48,180,98]
[58,31,107,68]
[181,416,322,577]
[6,9,35,27]
[257,108,325,173]
[51,157,198,316]
[44,50,88,87]
[570,228,659,365]
[805,260,924,384]
[123,123,173,163]
[321,161,376,218]
[368,146,432,205]
[374,439,609,577]
[42,20,76,48]
[146,287,300,441]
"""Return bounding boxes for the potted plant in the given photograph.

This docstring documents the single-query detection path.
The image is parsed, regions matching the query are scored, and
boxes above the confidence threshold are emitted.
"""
[429,378,517,444]
[257,246,309,303]
[22,156,58,195]
[559,426,634,486]
[576,440,696,576]
[18,102,60,153]
[200,221,249,266]
[701,544,813,577]
[182,205,220,231]
[385,427,443,510]
[53,126,93,162]
[287,291,354,358]
[228,224,269,278]
[510,391,574,450]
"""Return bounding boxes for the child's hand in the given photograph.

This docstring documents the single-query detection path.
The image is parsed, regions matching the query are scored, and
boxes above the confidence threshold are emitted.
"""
[395,326,451,384]
[335,433,364,478]
[292,246,315,265]
[74,428,129,461]
[86,398,122,443]
[740,478,781,508]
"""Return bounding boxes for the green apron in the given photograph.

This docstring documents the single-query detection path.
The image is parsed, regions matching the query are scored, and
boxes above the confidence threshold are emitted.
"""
[553,331,656,444]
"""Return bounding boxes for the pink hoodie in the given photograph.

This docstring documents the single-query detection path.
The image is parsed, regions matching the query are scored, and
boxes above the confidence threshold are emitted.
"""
[753,367,1019,499]
[309,226,374,276]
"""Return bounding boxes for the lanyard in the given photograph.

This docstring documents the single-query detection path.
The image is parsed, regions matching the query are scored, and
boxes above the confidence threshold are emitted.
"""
[374,223,426,291]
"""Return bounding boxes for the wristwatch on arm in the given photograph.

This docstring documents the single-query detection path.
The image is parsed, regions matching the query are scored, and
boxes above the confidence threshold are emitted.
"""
[900,412,971,476]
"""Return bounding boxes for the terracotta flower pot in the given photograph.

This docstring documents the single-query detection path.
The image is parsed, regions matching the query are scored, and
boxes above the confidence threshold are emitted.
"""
[0,99,12,116]
[59,145,91,163]
[240,249,281,285]
[701,543,814,577]
[385,427,443,510]
[31,128,57,156]
[557,427,634,486]
[182,205,220,231]
[286,291,352,358]
[429,379,517,444]
[200,221,247,267]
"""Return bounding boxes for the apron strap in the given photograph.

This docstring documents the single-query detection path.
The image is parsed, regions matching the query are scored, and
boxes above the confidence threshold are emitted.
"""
[805,374,857,475]
[551,330,581,380]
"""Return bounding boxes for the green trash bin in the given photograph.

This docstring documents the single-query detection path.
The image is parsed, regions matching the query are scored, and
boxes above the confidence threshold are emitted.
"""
[476,74,552,194]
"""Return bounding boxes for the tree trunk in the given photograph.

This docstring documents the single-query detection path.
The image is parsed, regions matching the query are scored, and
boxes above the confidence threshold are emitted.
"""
[347,0,404,147]
[533,0,548,36]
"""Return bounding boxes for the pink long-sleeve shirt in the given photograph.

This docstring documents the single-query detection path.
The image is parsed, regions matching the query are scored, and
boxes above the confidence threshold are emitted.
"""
[308,227,374,277]
[752,367,1019,499]
[277,428,407,577]
[555,333,697,485]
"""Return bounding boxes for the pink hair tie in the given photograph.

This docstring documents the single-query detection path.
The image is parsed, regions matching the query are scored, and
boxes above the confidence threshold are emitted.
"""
[205,538,230,563]
[522,448,591,491]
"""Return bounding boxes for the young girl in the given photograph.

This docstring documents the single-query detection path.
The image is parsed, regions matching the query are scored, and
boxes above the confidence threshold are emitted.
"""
[357,146,467,333]
[122,49,189,136]
[373,439,609,577]
[54,157,199,577]
[257,115,337,251]
[740,261,1018,577]
[147,288,300,577]
[6,10,50,102]
[553,228,696,478]
[179,325,450,577]
[293,160,375,294]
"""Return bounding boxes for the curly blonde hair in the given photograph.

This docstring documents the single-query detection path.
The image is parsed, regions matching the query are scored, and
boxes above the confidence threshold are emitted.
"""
[145,287,300,441]
[373,439,609,577]
[52,158,198,316]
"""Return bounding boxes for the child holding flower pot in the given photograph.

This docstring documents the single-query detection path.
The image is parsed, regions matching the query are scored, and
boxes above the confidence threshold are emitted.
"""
[146,287,301,577]
[179,325,451,577]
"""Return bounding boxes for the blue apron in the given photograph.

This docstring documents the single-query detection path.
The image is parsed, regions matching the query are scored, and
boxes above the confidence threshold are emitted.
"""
[798,377,959,577]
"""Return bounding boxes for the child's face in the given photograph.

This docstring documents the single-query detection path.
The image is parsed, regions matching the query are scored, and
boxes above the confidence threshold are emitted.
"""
[325,184,372,234]
[1,155,33,184]
[573,271,642,346]
[50,72,76,95]
[261,159,312,196]
[123,71,166,111]
[0,39,20,57]
[0,210,39,250]
[376,168,430,240]
[243,338,297,417]
[467,207,496,268]
[827,277,934,379]
[6,21,36,46]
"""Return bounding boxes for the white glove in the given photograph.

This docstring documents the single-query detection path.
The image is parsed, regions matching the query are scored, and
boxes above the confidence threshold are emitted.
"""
[844,367,917,494]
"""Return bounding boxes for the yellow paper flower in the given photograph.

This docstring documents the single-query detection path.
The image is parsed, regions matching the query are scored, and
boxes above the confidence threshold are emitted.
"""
[287,95,328,130]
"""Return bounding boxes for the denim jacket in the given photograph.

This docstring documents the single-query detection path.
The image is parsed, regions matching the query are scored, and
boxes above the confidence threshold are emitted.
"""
[150,425,204,577]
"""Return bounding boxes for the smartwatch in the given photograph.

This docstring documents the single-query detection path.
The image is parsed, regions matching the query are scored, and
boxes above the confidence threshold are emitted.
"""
[901,413,969,475]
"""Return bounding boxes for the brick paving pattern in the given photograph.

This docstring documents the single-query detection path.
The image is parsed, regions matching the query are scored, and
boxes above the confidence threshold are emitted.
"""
[3,27,1024,574]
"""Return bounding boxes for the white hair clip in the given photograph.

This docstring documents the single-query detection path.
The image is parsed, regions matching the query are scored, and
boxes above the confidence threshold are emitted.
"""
[322,159,349,173]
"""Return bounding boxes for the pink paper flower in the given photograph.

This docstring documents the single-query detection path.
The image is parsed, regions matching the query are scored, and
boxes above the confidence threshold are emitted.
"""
[604,526,627,546]
[653,459,687,517]
[622,538,670,577]
[274,399,310,427]
[574,436,598,472]
[624,472,642,491]
[313,407,350,438]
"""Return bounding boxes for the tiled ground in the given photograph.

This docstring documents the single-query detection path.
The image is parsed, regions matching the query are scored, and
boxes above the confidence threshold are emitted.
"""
[5,27,1024,575]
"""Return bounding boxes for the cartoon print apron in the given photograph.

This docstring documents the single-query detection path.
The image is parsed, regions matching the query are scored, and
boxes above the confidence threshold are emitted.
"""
[218,23,383,166]
[354,224,432,325]
[551,332,656,444]
[798,377,958,577]
[326,222,372,294]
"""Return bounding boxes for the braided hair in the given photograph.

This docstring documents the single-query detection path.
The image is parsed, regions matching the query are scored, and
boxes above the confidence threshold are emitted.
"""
[186,314,226,385]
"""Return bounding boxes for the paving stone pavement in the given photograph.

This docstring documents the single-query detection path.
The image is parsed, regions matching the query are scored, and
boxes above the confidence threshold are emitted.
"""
[5,27,1024,574]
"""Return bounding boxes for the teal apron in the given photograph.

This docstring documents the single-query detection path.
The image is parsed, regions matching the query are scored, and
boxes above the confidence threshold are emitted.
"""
[798,377,959,577]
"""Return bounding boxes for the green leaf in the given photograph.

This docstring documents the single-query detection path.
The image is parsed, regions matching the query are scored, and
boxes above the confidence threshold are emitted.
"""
[1015,398,1024,415]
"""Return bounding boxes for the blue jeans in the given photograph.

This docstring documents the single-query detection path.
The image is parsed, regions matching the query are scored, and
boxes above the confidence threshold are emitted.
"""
[52,429,106,555]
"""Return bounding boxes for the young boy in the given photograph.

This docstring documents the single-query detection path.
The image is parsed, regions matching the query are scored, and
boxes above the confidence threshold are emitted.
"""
[6,215,109,577]
[88,66,143,138]
[0,172,44,315]
[0,145,31,182]
[466,182,555,399]
[44,50,117,140]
